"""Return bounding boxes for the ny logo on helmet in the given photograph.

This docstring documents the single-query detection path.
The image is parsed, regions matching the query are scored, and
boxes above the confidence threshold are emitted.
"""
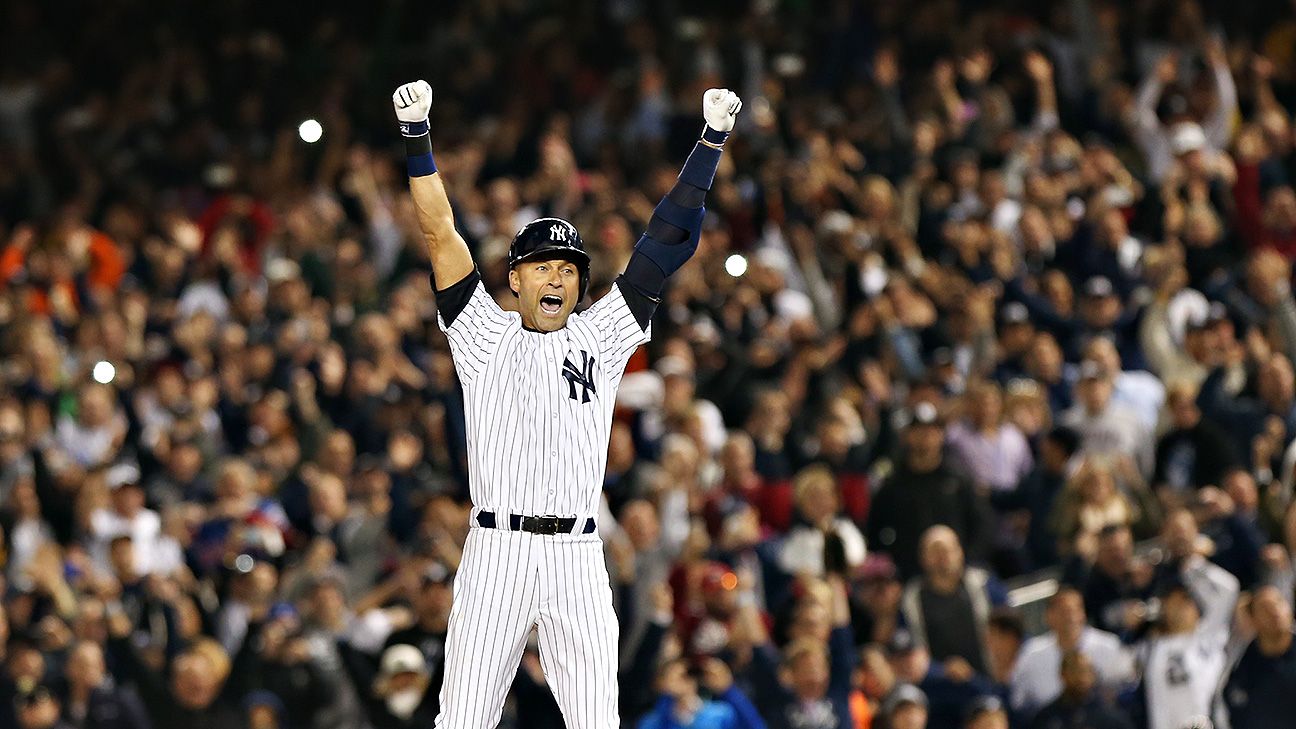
[550,224,568,242]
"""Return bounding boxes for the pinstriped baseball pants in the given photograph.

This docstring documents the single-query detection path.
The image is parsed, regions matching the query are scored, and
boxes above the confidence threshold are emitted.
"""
[434,526,619,728]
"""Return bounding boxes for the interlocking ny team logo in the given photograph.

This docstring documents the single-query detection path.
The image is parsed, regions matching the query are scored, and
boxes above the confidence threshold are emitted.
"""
[550,224,568,242]
[562,350,596,403]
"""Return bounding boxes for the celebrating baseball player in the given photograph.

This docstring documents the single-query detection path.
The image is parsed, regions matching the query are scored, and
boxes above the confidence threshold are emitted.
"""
[392,79,741,727]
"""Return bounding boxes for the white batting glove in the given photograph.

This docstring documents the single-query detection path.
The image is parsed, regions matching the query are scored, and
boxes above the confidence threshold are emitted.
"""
[392,80,433,124]
[702,88,742,133]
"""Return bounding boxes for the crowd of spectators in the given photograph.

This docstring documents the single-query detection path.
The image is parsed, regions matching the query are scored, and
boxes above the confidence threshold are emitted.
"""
[5,0,1296,728]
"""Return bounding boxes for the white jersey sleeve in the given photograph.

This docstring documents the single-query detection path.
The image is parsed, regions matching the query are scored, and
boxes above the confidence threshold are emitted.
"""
[578,281,651,373]
[437,278,512,386]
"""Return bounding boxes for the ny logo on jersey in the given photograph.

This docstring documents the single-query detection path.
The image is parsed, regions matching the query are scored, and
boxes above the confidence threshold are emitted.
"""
[562,350,596,403]
[550,224,568,242]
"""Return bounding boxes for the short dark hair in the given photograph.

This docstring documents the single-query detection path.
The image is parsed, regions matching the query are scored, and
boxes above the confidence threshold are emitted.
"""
[1046,426,1081,457]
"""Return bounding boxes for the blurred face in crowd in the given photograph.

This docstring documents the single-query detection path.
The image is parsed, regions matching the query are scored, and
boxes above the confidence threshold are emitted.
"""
[65,641,106,691]
[1076,464,1116,506]
[171,650,224,710]
[967,707,1008,729]
[1026,334,1063,382]
[419,578,453,625]
[919,526,964,584]
[889,644,931,684]
[890,702,928,729]
[78,384,115,428]
[1162,509,1199,561]
[904,421,945,468]
[1045,589,1086,644]
[790,601,831,643]
[1083,338,1122,375]
[111,483,145,518]
[1095,526,1134,576]
[1161,588,1200,634]
[656,660,698,702]
[1077,373,1114,413]
[1265,187,1296,233]
[1250,585,1294,643]
[621,500,660,551]
[1059,650,1097,699]
[968,382,1003,430]
[720,432,756,480]
[17,689,60,729]
[1223,475,1259,522]
[795,468,839,525]
[784,641,830,700]
[1041,271,1074,318]
[509,258,581,332]
[1080,291,1121,329]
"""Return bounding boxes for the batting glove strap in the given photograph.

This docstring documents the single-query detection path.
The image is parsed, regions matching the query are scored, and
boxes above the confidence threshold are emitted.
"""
[401,120,437,177]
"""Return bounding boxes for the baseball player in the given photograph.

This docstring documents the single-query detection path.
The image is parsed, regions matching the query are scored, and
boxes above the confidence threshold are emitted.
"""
[391,79,742,728]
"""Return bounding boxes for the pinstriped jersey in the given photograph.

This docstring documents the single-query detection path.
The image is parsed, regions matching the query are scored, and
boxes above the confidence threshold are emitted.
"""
[438,280,649,519]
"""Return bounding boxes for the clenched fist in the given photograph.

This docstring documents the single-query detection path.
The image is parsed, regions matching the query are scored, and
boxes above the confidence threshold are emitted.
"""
[392,80,433,125]
[703,88,742,133]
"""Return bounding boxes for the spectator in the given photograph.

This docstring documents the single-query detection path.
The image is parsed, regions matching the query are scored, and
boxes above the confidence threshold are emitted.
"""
[1079,525,1155,636]
[1008,588,1134,720]
[1060,362,1153,478]
[777,465,867,578]
[14,683,74,729]
[745,576,855,729]
[961,695,1008,729]
[1012,426,1082,570]
[1029,650,1134,729]
[354,644,437,729]
[879,684,929,729]
[59,640,151,729]
[885,630,998,729]
[867,403,991,579]
[899,526,1006,677]
[1153,380,1238,497]
[1221,584,1296,729]
[945,380,1033,494]
[638,658,765,729]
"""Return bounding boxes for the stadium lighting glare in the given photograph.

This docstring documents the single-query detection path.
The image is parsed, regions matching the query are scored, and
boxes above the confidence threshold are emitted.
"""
[298,119,323,143]
[725,254,748,277]
[92,360,116,384]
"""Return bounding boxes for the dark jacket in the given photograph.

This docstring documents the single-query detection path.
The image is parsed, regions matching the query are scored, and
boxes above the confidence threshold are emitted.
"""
[59,680,152,729]
[866,460,991,579]
[1030,693,1135,729]
[746,627,855,729]
[1223,633,1296,729]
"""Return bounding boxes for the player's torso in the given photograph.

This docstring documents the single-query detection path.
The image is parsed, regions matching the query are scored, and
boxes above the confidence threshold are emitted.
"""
[1143,633,1223,729]
[460,315,617,516]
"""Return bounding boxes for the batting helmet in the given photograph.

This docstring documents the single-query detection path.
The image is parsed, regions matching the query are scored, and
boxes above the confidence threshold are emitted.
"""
[507,217,590,300]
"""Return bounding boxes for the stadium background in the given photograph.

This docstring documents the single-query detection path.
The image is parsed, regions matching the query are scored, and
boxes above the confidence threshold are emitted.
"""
[3,0,1296,728]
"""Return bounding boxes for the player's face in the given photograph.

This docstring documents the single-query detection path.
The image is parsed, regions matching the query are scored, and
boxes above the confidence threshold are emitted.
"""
[511,258,580,332]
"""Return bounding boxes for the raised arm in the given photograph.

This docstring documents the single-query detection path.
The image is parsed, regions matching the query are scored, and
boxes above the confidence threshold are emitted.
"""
[616,88,743,330]
[392,80,475,290]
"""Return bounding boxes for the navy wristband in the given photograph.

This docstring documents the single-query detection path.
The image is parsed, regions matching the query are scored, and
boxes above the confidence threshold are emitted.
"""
[399,118,430,137]
[701,126,729,147]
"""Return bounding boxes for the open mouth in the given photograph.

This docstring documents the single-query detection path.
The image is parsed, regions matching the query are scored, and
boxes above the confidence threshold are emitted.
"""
[540,294,563,315]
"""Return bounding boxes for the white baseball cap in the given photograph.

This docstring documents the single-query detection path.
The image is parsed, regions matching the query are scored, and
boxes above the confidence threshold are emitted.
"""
[379,644,428,678]
[1170,122,1208,156]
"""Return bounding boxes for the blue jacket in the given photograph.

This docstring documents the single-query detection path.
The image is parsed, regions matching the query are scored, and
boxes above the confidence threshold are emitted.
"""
[637,687,767,729]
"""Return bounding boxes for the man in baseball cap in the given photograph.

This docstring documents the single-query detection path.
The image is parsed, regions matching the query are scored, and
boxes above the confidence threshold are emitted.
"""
[367,644,437,726]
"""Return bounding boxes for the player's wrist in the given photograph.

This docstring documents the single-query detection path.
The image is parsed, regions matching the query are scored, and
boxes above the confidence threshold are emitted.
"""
[400,118,437,178]
[700,125,729,149]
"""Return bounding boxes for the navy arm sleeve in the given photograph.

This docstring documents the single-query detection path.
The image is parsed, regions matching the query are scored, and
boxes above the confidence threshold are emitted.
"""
[431,268,482,328]
[620,127,728,330]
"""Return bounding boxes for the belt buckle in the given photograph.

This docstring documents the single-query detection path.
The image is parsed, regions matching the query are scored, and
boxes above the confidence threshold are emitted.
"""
[531,515,560,535]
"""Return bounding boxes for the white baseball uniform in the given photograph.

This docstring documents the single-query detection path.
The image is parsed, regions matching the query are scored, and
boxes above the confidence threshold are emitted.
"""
[434,273,649,729]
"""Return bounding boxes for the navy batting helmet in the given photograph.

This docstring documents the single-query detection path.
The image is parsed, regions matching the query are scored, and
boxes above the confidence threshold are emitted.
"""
[507,217,590,299]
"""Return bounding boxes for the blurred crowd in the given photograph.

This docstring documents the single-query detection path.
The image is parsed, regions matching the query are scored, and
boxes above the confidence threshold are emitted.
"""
[5,0,1296,728]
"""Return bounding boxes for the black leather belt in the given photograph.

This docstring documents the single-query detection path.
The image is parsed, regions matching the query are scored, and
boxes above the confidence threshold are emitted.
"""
[476,510,596,535]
